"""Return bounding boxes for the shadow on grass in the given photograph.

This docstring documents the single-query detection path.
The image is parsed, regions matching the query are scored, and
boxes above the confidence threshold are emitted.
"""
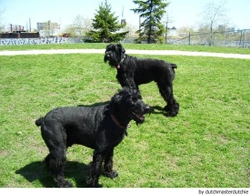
[15,160,89,187]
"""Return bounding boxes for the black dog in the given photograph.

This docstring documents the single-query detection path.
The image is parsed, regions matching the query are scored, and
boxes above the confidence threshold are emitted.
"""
[104,43,179,117]
[35,88,151,187]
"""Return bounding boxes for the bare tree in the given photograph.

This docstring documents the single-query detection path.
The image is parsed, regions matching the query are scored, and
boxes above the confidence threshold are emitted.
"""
[64,24,77,37]
[163,10,174,43]
[73,15,92,37]
[199,0,228,46]
[65,15,92,38]
[122,23,138,38]
[177,26,195,35]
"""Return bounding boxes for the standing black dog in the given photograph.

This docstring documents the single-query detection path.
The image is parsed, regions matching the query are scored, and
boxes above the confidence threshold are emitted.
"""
[35,88,151,187]
[104,43,179,117]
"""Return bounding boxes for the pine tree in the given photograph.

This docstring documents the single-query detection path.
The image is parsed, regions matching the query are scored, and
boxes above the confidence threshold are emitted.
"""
[131,0,169,43]
[86,0,128,43]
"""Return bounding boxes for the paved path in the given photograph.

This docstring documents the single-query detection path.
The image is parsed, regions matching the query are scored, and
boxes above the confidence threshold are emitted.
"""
[0,49,250,59]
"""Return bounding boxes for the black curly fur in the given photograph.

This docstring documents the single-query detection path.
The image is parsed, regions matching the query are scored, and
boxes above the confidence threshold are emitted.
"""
[35,87,151,187]
[104,43,179,117]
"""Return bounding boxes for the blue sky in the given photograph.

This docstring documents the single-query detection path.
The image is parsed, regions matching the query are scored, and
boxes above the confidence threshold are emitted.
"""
[1,0,249,31]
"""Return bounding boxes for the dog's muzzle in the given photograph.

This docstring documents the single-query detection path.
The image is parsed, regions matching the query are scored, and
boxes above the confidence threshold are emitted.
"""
[144,105,152,114]
[104,51,111,62]
[131,104,152,124]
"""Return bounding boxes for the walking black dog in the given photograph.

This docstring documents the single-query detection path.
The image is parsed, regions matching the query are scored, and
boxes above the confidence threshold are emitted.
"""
[104,43,179,117]
[35,88,151,187]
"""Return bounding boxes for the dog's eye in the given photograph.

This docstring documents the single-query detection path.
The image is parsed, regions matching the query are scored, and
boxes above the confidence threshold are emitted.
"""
[132,97,137,102]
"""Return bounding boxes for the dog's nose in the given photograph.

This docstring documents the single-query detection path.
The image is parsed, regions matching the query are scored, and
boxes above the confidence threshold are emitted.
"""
[105,51,110,57]
[144,105,152,114]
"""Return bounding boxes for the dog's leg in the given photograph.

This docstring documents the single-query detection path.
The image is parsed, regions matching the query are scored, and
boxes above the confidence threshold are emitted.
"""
[45,148,72,187]
[117,73,137,89]
[86,150,105,187]
[157,81,179,116]
[42,126,72,187]
[103,148,118,179]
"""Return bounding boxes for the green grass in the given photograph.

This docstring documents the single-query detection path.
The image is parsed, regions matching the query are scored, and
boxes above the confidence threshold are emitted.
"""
[1,43,250,54]
[0,53,249,187]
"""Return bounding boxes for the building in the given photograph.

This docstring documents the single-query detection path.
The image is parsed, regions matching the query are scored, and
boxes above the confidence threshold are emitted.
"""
[5,24,25,33]
[37,20,60,37]
[37,20,60,31]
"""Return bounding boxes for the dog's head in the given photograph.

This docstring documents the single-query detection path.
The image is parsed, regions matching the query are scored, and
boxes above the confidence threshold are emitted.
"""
[109,87,151,125]
[104,43,126,68]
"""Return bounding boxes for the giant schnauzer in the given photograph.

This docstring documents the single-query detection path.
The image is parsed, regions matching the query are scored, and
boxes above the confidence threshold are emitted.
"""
[104,43,179,117]
[35,88,151,187]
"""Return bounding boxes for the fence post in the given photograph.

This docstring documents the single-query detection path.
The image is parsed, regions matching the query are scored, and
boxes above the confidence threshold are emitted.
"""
[239,30,243,47]
[188,32,191,45]
[243,30,246,48]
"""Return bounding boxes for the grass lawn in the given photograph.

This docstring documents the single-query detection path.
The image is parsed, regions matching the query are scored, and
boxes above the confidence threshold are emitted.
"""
[0,53,249,187]
[0,43,250,55]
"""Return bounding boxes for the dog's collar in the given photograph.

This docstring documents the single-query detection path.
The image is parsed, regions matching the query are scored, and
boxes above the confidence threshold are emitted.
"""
[110,114,126,130]
[117,55,126,69]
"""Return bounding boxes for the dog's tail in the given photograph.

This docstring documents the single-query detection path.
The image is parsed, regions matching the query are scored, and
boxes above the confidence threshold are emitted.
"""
[170,63,177,69]
[35,117,44,127]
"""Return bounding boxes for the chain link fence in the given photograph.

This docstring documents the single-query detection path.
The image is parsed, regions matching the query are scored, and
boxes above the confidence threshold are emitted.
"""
[1,29,250,47]
[166,29,250,48]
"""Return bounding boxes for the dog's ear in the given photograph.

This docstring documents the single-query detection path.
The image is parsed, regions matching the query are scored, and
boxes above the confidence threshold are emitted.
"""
[117,43,125,54]
[109,93,121,114]
[106,44,112,50]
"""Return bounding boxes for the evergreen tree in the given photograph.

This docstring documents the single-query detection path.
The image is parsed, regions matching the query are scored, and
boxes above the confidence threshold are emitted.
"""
[86,0,128,43]
[131,0,169,43]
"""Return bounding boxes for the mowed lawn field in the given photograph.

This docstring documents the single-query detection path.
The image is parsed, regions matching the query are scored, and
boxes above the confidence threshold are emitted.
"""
[0,49,249,187]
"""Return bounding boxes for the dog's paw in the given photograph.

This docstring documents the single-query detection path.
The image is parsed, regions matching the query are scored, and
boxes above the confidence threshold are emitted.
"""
[164,103,179,117]
[104,170,118,179]
[86,176,103,188]
[86,180,102,188]
[86,183,103,188]
[57,180,73,188]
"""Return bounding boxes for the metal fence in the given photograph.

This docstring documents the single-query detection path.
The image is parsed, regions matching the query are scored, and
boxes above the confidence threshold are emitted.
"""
[1,29,250,47]
[166,29,250,48]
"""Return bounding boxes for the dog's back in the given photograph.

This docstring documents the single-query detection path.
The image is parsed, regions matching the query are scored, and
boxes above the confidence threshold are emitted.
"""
[128,56,177,84]
[35,105,109,148]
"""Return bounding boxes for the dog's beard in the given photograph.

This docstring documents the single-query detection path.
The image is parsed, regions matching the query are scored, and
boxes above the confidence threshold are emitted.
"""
[104,55,109,63]
[104,53,119,68]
